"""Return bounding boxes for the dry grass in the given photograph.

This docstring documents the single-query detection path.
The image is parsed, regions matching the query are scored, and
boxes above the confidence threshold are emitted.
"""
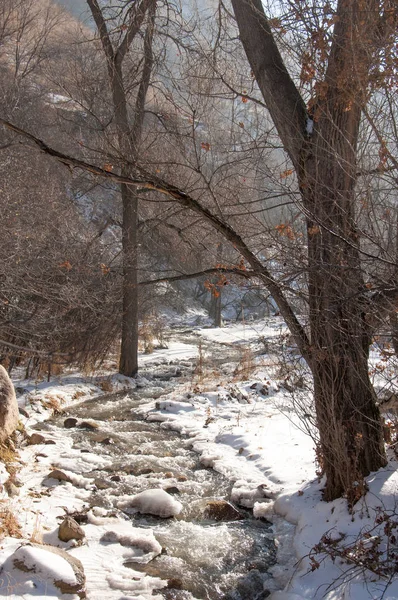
[99,379,113,393]
[41,395,64,414]
[233,346,256,380]
[0,506,22,539]
[30,513,43,544]
[0,442,20,476]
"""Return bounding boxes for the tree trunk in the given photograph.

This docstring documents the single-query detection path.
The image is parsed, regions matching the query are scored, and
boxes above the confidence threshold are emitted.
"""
[301,7,387,498]
[87,0,155,377]
[232,0,387,501]
[119,183,139,376]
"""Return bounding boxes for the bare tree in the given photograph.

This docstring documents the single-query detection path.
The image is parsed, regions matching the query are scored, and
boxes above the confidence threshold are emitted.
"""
[87,0,156,376]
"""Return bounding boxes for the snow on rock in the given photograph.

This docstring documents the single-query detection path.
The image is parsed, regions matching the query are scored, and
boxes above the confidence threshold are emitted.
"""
[155,399,197,414]
[231,480,275,508]
[4,542,86,597]
[118,488,183,518]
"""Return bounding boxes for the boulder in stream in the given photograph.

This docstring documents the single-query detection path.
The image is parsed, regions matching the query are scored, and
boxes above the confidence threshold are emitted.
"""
[204,500,243,521]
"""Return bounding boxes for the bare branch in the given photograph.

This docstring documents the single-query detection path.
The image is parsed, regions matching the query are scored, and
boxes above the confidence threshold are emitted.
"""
[0,117,311,362]
[138,266,255,286]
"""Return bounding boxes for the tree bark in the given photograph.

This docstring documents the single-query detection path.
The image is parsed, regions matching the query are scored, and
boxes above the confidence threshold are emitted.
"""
[232,0,387,501]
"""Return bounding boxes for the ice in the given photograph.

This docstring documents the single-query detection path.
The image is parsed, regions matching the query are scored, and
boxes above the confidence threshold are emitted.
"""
[100,530,162,563]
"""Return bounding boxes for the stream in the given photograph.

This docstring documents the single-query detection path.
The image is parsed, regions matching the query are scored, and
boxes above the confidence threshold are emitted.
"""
[45,332,277,599]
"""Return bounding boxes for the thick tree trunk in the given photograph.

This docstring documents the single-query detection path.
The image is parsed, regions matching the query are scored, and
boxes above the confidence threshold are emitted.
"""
[232,0,387,501]
[301,4,387,498]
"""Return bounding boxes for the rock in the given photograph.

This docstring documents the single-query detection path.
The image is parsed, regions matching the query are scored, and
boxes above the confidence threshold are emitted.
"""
[177,475,188,482]
[78,421,99,431]
[58,516,85,542]
[128,466,153,476]
[27,433,47,445]
[167,578,183,589]
[93,478,109,490]
[18,407,29,418]
[0,364,19,443]
[4,480,19,497]
[47,469,72,483]
[164,486,180,495]
[12,542,86,598]
[92,434,113,445]
[203,500,242,521]
[64,417,78,429]
[110,475,121,482]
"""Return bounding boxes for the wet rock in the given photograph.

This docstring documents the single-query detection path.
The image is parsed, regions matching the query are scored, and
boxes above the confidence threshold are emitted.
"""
[203,500,243,521]
[28,432,47,445]
[28,433,55,445]
[92,434,113,445]
[110,475,121,482]
[12,543,86,598]
[78,421,99,431]
[0,364,19,443]
[128,466,153,476]
[234,569,268,600]
[93,478,109,490]
[58,516,85,542]
[177,475,188,482]
[164,486,180,495]
[167,578,183,589]
[64,417,78,429]
[19,407,29,418]
[47,469,72,483]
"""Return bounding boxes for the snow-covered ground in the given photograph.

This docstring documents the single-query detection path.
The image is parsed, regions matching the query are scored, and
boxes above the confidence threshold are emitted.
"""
[1,319,398,599]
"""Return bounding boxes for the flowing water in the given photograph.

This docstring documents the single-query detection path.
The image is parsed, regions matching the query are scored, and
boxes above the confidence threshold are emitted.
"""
[47,334,276,599]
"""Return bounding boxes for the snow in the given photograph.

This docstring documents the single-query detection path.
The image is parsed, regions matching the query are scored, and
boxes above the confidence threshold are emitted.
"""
[138,341,198,364]
[198,320,287,345]
[306,118,314,135]
[12,545,77,584]
[118,488,183,518]
[1,318,398,599]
